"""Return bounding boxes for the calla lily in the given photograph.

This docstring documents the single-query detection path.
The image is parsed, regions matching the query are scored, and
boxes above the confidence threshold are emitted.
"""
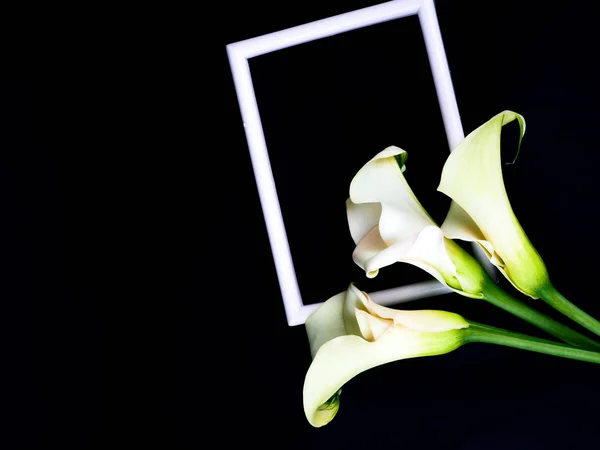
[438,110,549,299]
[437,111,600,337]
[303,283,468,427]
[304,284,600,428]
[347,145,488,299]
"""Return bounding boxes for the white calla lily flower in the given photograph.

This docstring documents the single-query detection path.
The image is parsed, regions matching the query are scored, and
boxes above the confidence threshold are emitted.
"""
[438,110,549,298]
[304,287,600,428]
[303,283,468,427]
[347,146,488,299]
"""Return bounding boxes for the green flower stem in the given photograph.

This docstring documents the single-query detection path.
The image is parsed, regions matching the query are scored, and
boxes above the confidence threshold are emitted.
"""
[465,322,600,365]
[481,280,600,351]
[539,283,600,339]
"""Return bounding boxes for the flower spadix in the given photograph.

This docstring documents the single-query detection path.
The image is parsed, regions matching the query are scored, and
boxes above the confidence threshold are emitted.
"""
[347,146,488,298]
[438,111,550,298]
[303,283,468,427]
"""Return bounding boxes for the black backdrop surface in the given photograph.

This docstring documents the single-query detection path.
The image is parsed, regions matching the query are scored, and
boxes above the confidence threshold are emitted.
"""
[222,1,600,449]
[2,0,600,448]
[0,9,196,449]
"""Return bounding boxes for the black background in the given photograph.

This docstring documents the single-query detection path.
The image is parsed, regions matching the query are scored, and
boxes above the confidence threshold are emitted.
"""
[0,9,196,450]
[1,0,600,448]
[223,1,600,449]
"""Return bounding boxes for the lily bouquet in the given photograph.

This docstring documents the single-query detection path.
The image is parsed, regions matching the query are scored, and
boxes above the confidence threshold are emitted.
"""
[303,111,600,427]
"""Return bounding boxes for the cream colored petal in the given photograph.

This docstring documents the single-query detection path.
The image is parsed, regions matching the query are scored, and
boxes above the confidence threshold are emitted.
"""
[363,294,469,332]
[441,202,498,265]
[346,198,382,245]
[342,283,370,337]
[305,291,347,359]
[362,225,462,291]
[437,110,549,298]
[303,328,465,427]
[349,146,434,245]
[351,226,390,278]
[355,309,394,341]
[404,226,459,281]
[442,202,488,247]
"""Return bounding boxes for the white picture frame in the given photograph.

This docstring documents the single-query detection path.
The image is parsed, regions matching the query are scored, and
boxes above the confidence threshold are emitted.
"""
[226,0,493,326]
